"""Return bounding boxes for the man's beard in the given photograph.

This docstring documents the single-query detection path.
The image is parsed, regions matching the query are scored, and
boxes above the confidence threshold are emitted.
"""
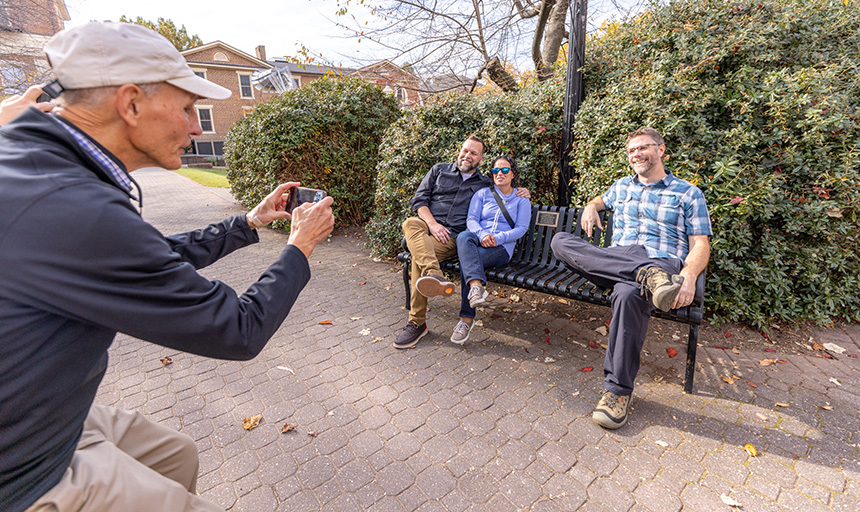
[457,158,478,173]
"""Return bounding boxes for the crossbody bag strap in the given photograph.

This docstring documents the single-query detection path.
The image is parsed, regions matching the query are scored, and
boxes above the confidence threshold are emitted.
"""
[491,186,516,229]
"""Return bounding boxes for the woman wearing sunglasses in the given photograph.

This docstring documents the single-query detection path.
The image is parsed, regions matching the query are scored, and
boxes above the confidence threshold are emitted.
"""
[450,155,532,344]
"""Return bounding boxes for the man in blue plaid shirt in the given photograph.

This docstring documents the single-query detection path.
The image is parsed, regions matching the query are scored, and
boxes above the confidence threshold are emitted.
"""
[551,127,712,429]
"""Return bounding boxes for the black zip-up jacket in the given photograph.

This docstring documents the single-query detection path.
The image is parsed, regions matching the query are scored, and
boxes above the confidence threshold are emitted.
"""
[409,162,491,232]
[0,109,310,511]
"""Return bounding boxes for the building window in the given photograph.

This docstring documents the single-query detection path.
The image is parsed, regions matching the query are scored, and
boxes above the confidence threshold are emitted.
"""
[195,107,214,133]
[192,69,206,79]
[1,66,25,95]
[213,52,229,62]
[192,140,225,157]
[238,74,253,98]
[292,78,300,89]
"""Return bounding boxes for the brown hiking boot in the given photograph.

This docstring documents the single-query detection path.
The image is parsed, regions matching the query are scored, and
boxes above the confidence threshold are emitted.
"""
[636,266,684,312]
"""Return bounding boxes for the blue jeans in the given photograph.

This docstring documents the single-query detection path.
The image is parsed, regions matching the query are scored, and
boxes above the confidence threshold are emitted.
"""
[456,231,511,319]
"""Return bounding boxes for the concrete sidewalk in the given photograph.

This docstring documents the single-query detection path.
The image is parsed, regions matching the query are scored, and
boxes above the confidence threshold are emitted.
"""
[95,168,860,511]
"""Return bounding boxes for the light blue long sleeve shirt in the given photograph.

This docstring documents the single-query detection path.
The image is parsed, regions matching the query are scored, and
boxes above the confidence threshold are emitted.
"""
[466,186,532,258]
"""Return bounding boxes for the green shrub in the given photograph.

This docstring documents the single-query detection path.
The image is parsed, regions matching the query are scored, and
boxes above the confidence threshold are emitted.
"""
[224,77,401,225]
[572,0,860,326]
[366,78,565,256]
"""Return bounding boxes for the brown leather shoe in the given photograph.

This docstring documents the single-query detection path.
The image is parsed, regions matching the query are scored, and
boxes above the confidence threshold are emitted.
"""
[393,322,427,349]
[636,266,684,312]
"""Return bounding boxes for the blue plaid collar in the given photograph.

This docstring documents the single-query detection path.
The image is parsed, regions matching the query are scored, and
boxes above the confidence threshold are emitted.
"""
[52,117,135,194]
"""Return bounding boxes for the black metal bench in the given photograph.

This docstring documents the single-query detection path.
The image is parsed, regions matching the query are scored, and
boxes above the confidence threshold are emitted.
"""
[397,204,706,393]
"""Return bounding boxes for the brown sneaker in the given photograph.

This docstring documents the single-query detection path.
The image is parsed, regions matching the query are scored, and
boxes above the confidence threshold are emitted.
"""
[592,391,630,429]
[636,266,684,312]
[416,274,455,298]
[394,321,428,349]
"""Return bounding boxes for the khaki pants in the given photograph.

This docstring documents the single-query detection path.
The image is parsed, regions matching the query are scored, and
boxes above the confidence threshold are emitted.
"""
[26,405,221,512]
[402,216,458,324]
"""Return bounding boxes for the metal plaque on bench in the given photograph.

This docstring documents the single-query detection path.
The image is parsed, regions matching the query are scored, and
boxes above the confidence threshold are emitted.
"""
[535,211,559,227]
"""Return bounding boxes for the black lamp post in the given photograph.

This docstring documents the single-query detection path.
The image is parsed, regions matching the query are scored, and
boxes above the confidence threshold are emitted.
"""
[558,0,588,206]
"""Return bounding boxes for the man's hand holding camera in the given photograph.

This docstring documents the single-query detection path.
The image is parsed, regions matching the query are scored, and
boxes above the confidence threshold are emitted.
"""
[246,183,334,259]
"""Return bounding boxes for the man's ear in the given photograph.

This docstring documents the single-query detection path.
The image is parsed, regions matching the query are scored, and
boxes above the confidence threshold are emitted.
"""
[115,84,144,127]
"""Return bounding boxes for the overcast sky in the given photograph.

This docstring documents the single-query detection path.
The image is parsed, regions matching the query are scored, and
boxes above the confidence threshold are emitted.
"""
[63,0,367,66]
[62,0,642,70]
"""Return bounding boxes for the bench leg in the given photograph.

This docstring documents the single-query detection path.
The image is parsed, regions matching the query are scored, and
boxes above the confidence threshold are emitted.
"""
[403,260,411,310]
[684,324,699,394]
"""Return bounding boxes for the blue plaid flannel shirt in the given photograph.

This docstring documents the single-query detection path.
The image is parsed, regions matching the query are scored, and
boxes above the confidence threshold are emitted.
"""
[601,171,712,261]
[54,117,135,194]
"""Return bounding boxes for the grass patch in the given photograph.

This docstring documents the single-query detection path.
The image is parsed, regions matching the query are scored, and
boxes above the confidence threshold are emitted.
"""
[173,167,229,188]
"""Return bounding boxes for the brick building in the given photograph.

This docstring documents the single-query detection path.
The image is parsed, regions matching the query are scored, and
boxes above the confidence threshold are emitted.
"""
[0,0,68,97]
[351,60,422,108]
[180,41,278,161]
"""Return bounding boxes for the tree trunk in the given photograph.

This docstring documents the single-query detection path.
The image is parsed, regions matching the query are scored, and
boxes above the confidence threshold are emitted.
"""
[537,0,570,81]
[485,57,519,92]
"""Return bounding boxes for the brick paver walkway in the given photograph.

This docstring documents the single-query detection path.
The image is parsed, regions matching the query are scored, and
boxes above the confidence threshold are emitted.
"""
[95,168,860,511]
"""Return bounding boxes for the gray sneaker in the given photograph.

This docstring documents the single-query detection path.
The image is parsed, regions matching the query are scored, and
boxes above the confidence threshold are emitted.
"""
[416,274,455,298]
[467,285,488,308]
[592,391,630,429]
[636,266,684,312]
[450,319,475,345]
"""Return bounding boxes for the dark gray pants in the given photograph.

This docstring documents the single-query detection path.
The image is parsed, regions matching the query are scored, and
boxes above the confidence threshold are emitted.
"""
[550,232,681,396]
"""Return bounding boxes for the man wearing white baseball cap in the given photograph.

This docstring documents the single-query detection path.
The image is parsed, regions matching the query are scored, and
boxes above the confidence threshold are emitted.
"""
[0,22,334,512]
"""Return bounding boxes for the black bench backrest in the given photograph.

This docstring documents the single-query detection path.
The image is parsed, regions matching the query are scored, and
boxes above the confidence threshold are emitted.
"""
[509,205,614,267]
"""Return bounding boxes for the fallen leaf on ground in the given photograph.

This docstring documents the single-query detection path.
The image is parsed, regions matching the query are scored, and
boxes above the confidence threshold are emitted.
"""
[849,354,858,358]
[243,414,262,430]
[759,358,777,367]
[358,281,367,286]
[720,494,742,508]
[544,357,556,363]
[307,430,318,437]
[558,298,568,304]
[604,319,611,328]
[588,340,599,349]
[755,412,768,421]
[281,422,296,433]
[819,352,835,359]
[653,376,664,383]
[475,320,484,327]
[747,381,757,388]
[765,348,776,353]
[713,346,729,350]
[581,366,593,372]
[359,328,371,336]
[600,343,608,349]
[744,443,758,457]
[276,366,295,375]
[350,317,362,320]
[811,341,826,351]
[524,348,529,353]
[319,320,333,325]
[732,348,740,354]
[595,325,608,336]
[667,348,678,358]
[510,294,520,302]
[655,440,669,447]
[545,336,551,345]
[160,356,173,365]
[820,405,833,411]
[775,402,789,407]
[371,337,384,343]
[544,328,551,334]
[721,375,739,384]
[829,378,842,386]
[724,331,733,338]
[776,359,787,364]
[823,342,847,354]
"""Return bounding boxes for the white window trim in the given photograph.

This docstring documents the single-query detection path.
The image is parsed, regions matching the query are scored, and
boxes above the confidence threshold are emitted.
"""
[237,72,254,99]
[190,68,207,80]
[194,105,215,134]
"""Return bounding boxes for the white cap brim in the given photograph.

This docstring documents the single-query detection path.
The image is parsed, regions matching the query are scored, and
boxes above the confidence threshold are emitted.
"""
[167,74,231,100]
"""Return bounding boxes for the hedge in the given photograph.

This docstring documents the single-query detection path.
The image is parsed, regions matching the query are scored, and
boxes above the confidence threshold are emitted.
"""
[224,76,401,226]
[571,0,860,326]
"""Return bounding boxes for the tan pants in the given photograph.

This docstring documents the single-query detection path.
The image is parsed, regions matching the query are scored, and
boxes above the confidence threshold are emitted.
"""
[402,216,458,324]
[26,405,221,512]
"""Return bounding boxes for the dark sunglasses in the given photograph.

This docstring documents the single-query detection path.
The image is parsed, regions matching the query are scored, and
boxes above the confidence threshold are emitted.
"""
[491,167,511,174]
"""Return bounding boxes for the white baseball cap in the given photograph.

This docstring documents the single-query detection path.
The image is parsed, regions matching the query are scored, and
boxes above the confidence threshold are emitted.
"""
[44,22,231,100]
